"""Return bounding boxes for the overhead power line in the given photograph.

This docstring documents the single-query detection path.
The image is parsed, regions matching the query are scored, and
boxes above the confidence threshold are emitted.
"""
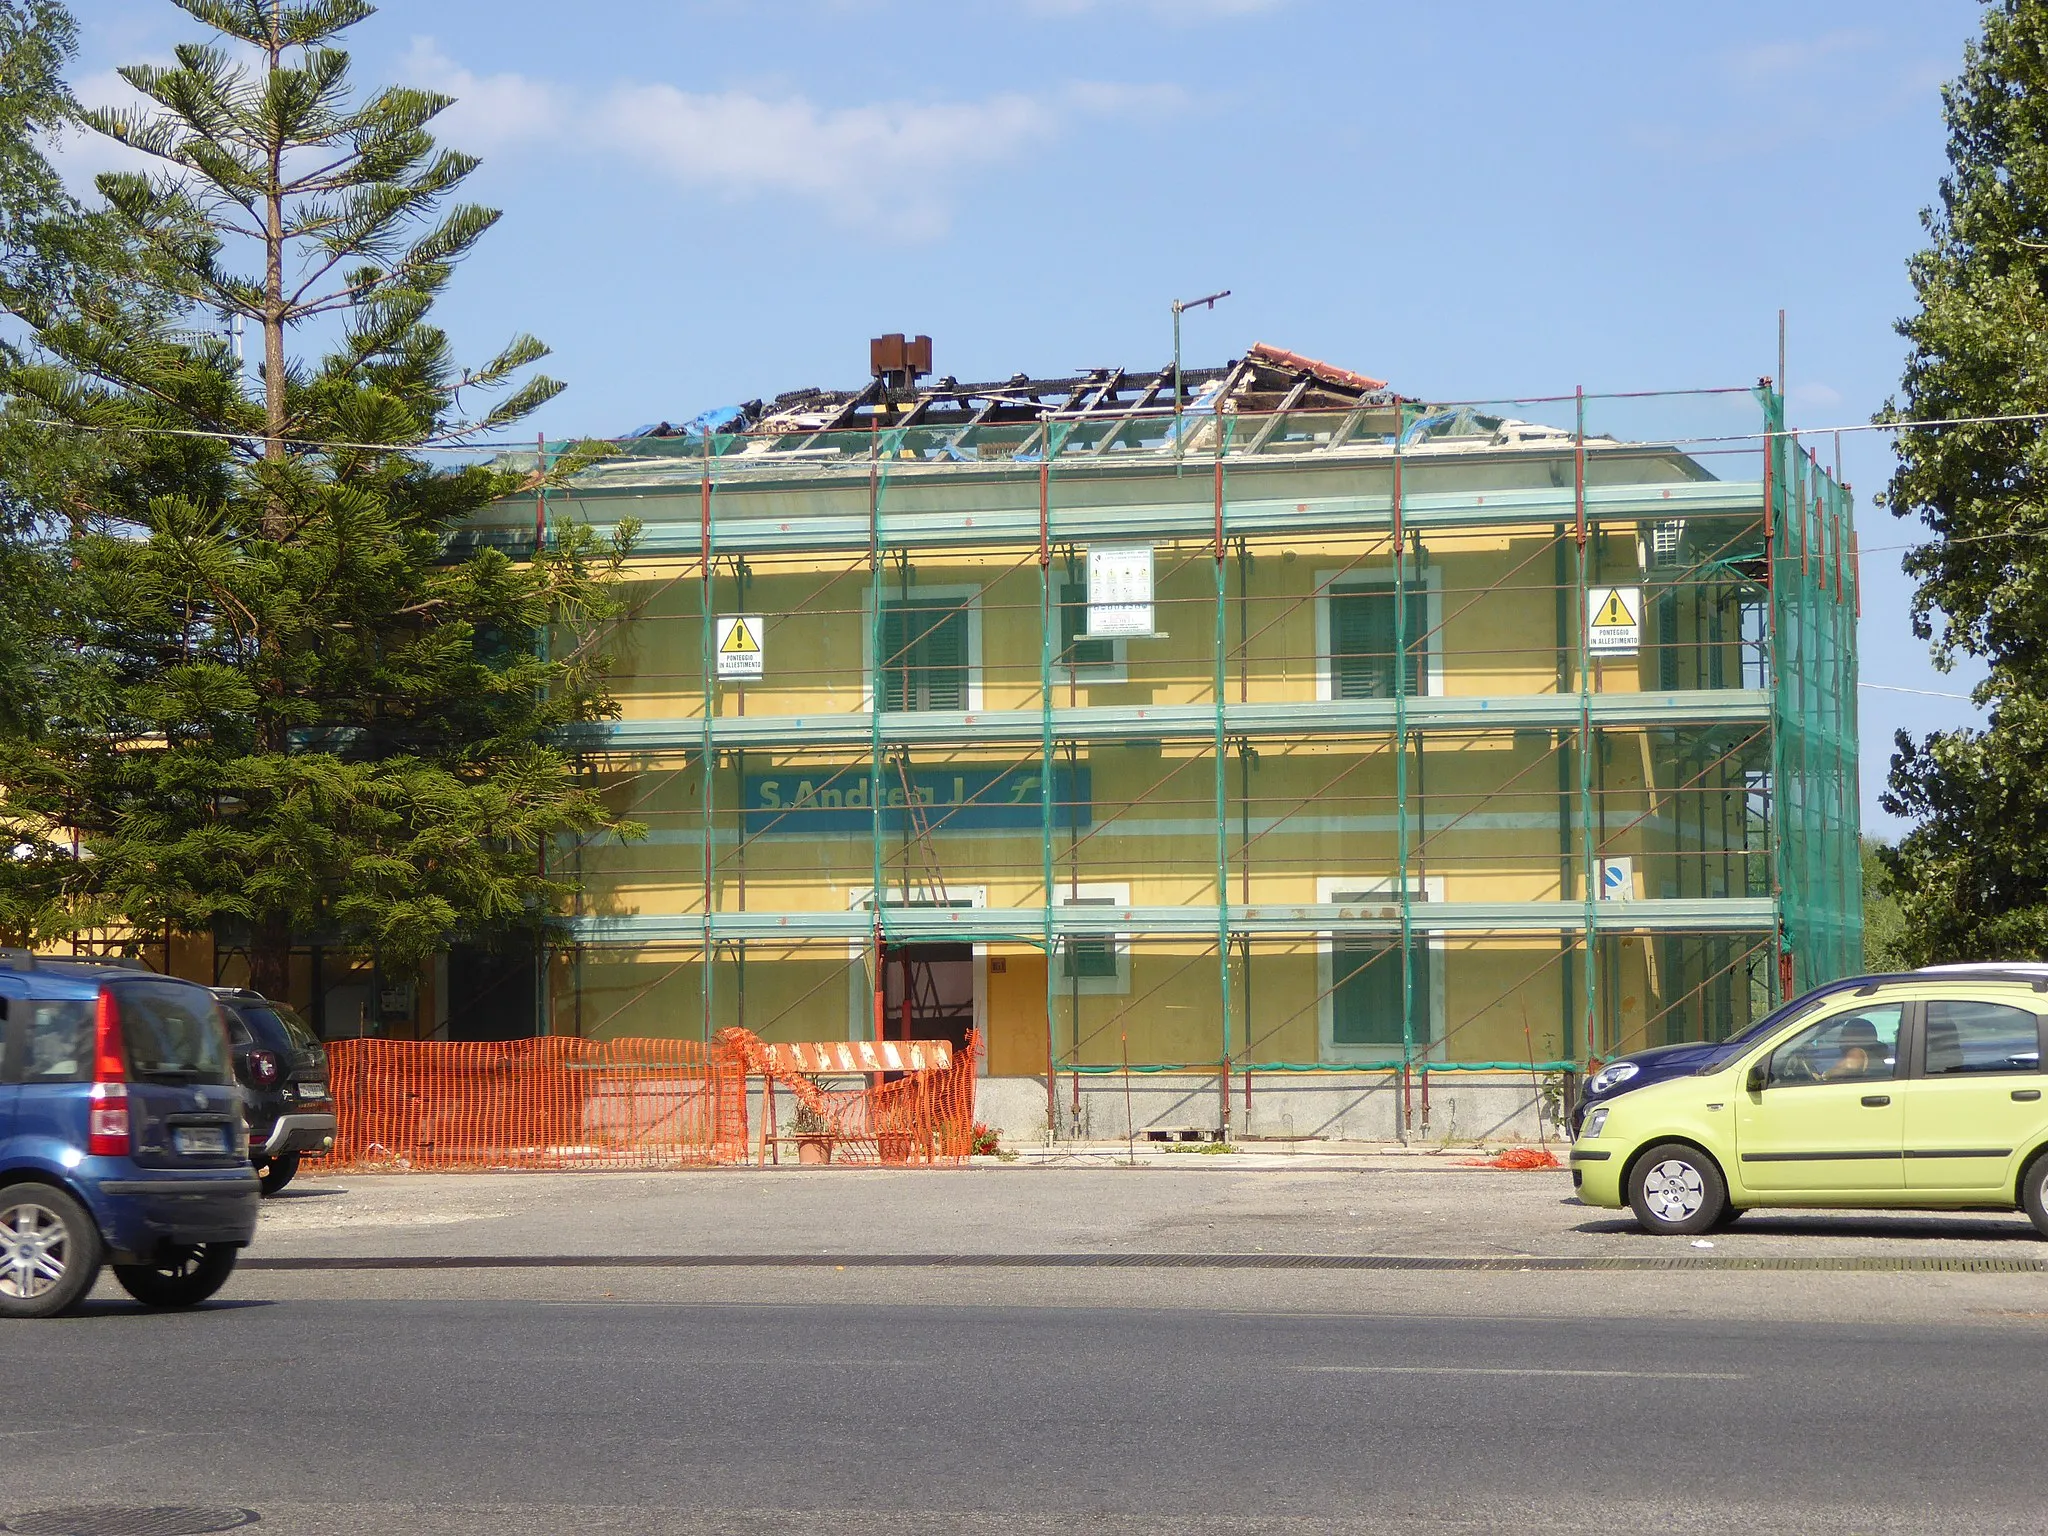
[7,399,2048,460]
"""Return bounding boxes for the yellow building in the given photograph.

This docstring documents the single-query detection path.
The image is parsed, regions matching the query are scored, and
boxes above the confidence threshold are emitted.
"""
[468,341,1861,1142]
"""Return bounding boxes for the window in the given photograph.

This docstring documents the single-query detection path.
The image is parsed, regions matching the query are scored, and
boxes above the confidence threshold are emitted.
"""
[1318,878,1443,1062]
[868,585,980,712]
[16,999,94,1084]
[1055,885,1129,994]
[1317,573,1439,703]
[110,982,234,1086]
[1057,579,1122,678]
[1923,1000,2042,1076]
[1332,939,1430,1049]
[1767,1005,1901,1086]
[879,597,968,710]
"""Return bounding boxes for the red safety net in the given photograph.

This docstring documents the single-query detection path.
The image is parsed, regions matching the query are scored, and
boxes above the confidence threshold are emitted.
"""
[319,1030,978,1172]
[1460,1146,1563,1171]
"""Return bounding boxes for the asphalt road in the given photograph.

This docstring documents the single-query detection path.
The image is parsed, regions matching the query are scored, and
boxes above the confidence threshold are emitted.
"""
[6,1165,2048,1535]
[6,1296,2048,1534]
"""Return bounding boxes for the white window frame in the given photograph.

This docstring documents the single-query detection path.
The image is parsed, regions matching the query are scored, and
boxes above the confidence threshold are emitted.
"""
[1316,875,1447,1064]
[861,581,984,712]
[1055,576,1129,685]
[845,885,989,1069]
[1053,881,1132,996]
[1314,566,1445,703]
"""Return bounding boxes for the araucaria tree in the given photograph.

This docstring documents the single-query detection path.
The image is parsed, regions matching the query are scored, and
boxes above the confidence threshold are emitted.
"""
[1883,0,2048,962]
[0,0,636,1000]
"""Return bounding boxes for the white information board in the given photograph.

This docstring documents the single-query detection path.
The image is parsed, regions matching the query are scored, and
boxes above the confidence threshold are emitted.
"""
[715,614,764,680]
[1086,545,1155,638]
[1586,586,1641,656]
[1597,857,1635,902]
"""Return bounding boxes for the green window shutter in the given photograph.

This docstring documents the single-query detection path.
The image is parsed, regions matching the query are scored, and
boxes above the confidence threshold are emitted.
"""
[878,597,969,711]
[1331,588,1427,700]
[1060,584,1115,669]
[1062,940,1119,979]
[919,603,967,710]
[1655,589,1679,690]
[1061,897,1119,979]
[879,604,911,711]
[1332,938,1430,1048]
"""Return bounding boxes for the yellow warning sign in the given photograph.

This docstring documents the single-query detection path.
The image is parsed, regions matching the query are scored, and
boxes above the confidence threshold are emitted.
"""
[1593,589,1635,628]
[715,614,764,679]
[1586,586,1641,656]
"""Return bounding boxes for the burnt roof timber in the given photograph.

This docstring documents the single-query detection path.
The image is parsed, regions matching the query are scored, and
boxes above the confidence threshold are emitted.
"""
[1087,364,1176,455]
[1245,373,1317,454]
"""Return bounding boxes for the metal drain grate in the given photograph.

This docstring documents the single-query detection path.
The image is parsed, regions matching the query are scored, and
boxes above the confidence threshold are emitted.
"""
[242,1251,2048,1275]
[5,1508,258,1536]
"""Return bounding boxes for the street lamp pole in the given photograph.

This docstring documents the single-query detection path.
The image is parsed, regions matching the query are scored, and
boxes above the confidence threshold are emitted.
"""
[1172,289,1231,456]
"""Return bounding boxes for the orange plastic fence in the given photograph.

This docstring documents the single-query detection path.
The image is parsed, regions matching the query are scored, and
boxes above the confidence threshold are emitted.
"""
[325,1036,742,1171]
[320,1030,978,1172]
[720,1028,979,1166]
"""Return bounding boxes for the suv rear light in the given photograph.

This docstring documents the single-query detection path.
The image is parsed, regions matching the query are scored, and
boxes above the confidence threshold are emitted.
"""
[89,986,131,1155]
[248,1049,279,1087]
[88,1083,130,1155]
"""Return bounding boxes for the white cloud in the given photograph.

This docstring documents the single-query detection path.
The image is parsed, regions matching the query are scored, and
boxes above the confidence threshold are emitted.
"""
[400,39,1188,239]
[398,38,569,151]
[45,67,162,189]
[1723,30,1878,85]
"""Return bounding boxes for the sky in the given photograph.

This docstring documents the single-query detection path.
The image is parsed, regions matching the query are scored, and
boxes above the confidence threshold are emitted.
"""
[55,0,1990,836]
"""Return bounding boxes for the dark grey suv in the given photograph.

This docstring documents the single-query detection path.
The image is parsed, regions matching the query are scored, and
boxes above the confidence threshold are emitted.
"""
[211,989,334,1195]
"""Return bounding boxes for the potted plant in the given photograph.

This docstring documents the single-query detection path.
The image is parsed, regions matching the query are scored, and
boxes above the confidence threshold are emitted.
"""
[791,1098,833,1165]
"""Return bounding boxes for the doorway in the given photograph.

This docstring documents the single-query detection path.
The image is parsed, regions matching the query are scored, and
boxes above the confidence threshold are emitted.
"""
[880,942,976,1053]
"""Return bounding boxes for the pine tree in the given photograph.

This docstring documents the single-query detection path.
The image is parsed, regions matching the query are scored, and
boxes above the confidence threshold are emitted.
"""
[0,0,637,1006]
[1883,0,2048,961]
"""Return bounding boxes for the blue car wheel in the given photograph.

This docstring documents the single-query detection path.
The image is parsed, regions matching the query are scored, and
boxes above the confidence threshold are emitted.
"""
[0,1182,105,1319]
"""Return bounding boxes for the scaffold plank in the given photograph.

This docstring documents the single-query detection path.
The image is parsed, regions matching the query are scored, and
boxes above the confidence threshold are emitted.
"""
[562,689,1772,755]
[556,897,1775,946]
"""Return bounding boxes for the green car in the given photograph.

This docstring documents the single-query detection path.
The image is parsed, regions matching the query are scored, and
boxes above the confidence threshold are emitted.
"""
[1572,967,2048,1236]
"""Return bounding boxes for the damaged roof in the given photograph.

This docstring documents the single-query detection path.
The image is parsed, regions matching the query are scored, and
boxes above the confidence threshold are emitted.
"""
[628,340,1397,446]
[538,341,1637,489]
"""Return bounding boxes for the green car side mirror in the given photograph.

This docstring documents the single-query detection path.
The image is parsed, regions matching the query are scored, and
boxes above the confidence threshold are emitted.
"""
[1745,1061,1768,1094]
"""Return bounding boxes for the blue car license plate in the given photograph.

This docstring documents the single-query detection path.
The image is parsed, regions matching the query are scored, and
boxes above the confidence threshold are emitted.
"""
[173,1126,229,1156]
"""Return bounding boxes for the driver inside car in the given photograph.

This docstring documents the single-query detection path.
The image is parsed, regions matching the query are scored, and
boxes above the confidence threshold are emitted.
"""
[1816,1017,1888,1082]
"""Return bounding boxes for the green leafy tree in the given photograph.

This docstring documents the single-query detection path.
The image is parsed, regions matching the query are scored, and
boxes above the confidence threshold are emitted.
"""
[1861,839,1909,973]
[0,0,636,1001]
[1881,0,2048,963]
[0,0,86,940]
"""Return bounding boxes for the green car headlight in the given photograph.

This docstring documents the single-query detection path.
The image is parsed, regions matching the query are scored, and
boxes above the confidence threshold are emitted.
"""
[1583,1107,1609,1139]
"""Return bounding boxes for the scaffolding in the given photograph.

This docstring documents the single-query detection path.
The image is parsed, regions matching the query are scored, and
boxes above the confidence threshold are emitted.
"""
[488,348,1862,1138]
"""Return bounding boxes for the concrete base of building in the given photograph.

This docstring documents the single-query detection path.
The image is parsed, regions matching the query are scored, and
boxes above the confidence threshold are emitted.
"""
[975,1072,1561,1146]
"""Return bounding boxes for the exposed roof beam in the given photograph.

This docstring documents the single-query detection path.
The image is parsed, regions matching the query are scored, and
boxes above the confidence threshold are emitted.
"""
[1245,374,1315,454]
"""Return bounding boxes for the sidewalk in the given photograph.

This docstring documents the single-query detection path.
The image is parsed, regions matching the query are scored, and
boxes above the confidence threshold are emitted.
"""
[251,1156,2041,1266]
[970,1139,1563,1170]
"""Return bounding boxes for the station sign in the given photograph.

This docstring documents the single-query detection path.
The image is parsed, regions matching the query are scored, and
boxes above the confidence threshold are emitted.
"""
[743,765,1091,835]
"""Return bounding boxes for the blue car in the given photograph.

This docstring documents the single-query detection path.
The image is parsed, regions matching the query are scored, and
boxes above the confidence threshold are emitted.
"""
[0,950,260,1317]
